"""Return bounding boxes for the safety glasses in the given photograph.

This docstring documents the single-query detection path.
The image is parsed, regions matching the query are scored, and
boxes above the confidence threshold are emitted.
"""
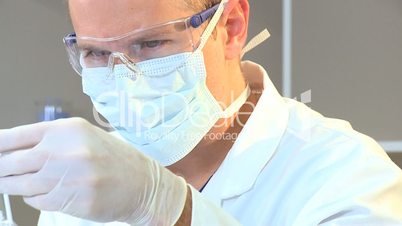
[63,3,221,76]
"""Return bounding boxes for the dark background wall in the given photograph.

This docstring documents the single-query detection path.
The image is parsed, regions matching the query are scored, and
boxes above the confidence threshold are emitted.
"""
[291,0,402,167]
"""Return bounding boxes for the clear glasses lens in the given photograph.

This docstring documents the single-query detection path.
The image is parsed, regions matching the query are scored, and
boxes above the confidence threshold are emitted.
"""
[64,19,195,75]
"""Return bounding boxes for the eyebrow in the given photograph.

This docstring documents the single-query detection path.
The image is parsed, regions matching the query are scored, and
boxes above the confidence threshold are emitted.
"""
[129,30,176,42]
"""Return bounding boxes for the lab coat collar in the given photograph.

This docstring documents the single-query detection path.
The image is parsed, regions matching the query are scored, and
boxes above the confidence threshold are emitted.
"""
[202,61,289,202]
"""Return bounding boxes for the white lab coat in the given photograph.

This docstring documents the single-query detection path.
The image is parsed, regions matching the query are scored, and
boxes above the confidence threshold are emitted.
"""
[38,61,402,226]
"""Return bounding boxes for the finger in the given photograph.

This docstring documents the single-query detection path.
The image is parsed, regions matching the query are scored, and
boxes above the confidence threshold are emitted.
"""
[0,173,51,196]
[0,148,48,177]
[0,121,52,153]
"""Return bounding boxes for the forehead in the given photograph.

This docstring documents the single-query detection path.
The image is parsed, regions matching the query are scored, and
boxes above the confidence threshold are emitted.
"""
[68,0,195,38]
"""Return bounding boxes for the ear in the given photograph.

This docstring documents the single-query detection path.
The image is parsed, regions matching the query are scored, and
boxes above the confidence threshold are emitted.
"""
[219,0,249,60]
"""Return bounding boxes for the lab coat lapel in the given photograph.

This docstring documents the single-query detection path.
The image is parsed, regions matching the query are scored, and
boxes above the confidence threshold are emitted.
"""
[202,61,289,204]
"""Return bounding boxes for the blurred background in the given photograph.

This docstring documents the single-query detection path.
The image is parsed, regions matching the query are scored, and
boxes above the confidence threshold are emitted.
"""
[0,0,401,225]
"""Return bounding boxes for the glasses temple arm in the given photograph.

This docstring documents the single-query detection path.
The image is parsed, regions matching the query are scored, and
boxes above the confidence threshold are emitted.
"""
[63,33,77,46]
[189,4,220,28]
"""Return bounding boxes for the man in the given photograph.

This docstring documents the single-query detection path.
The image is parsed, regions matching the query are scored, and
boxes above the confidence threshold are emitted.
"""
[0,0,401,225]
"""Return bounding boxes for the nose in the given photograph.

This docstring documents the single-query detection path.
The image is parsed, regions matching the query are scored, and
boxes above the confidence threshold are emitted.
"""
[108,52,141,75]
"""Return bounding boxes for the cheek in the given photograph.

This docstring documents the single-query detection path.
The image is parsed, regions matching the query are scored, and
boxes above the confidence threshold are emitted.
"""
[203,31,225,76]
[200,25,232,103]
[202,42,227,103]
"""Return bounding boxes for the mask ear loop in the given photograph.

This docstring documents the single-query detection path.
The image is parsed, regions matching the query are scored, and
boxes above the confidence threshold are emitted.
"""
[241,29,271,58]
[220,29,270,118]
[195,0,229,52]
[195,0,270,58]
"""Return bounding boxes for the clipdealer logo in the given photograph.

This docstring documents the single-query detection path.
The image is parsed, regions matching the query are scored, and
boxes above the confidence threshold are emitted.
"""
[92,89,313,142]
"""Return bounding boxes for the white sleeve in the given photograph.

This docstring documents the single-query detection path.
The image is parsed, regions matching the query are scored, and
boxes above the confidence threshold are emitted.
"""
[38,211,57,226]
[316,166,402,226]
[293,138,402,226]
[189,186,242,226]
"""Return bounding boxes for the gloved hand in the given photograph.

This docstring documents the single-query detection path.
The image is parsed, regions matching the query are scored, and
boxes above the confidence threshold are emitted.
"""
[0,118,188,225]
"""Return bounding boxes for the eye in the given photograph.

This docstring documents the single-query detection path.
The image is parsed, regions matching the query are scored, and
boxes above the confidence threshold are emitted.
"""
[90,50,110,57]
[81,49,111,58]
[140,40,166,49]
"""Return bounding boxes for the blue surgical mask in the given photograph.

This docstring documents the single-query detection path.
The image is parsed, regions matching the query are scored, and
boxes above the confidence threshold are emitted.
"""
[81,0,268,166]
[82,48,250,166]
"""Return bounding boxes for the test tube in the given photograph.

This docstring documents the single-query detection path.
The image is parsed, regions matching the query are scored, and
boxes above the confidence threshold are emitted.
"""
[0,194,16,226]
